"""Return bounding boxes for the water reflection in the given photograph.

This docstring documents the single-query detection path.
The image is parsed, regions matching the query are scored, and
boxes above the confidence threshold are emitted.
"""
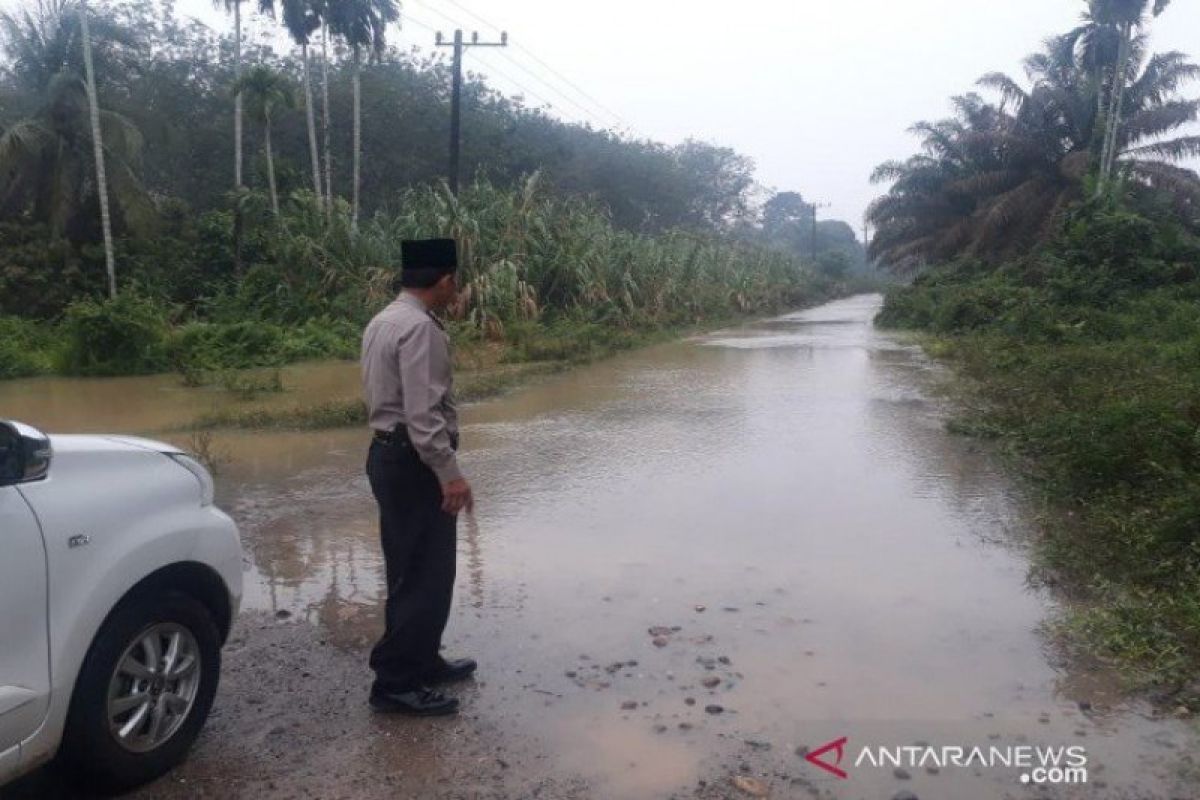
[465,512,486,610]
[2,295,1195,799]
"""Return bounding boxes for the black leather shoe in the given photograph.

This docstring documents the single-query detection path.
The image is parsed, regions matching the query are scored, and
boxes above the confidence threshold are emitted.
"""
[369,686,460,716]
[423,657,477,685]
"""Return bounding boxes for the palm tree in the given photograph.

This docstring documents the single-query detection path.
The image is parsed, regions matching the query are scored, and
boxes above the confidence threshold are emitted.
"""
[77,0,114,297]
[1068,0,1174,191]
[0,74,150,244]
[868,35,1200,271]
[320,18,332,216]
[233,65,296,217]
[0,0,145,293]
[260,0,323,208]
[327,0,399,228]
[1,0,134,95]
[213,0,247,191]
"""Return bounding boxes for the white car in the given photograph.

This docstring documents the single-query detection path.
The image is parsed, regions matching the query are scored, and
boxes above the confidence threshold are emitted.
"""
[0,420,242,792]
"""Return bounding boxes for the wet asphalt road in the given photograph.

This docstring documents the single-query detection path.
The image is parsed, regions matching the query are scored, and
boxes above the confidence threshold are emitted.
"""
[4,296,1198,800]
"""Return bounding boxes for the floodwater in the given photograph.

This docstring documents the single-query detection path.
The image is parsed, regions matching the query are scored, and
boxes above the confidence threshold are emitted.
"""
[3,294,1197,800]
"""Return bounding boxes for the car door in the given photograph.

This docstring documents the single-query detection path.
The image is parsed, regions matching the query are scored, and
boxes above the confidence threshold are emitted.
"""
[0,483,50,769]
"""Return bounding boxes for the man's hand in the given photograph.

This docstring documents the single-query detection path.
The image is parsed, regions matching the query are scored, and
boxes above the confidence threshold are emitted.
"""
[441,478,474,515]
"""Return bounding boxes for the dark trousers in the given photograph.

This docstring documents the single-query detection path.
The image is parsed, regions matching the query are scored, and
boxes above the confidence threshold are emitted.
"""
[366,438,457,692]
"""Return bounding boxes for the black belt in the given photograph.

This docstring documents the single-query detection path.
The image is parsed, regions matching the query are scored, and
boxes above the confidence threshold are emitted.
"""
[373,429,410,446]
[373,428,459,450]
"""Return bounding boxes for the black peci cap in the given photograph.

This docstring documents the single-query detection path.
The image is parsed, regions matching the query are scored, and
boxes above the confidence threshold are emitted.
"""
[401,238,458,274]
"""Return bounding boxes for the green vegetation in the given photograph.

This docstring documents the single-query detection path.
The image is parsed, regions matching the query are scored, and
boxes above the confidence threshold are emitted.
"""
[873,0,1200,694]
[881,200,1200,689]
[0,316,58,379]
[185,360,571,432]
[867,2,1198,272]
[0,0,875,385]
[1,172,858,382]
[58,292,170,376]
[883,201,1200,695]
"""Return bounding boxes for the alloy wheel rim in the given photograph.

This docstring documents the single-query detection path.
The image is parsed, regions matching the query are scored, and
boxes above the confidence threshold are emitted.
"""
[106,622,201,753]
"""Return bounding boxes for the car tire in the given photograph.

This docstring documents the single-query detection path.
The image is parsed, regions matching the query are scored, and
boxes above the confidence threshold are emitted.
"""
[58,590,221,792]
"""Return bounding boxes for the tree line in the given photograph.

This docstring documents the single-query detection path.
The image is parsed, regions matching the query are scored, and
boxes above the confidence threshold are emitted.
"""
[867,0,1199,271]
[0,0,865,317]
[872,1,1200,692]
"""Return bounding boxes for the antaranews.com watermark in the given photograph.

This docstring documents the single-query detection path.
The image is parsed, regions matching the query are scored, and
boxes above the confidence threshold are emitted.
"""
[804,736,1088,785]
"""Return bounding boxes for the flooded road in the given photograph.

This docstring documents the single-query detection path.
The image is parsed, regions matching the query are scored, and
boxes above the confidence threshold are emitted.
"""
[3,294,1197,799]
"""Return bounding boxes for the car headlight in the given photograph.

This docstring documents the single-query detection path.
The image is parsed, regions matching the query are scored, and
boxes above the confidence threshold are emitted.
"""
[169,453,215,506]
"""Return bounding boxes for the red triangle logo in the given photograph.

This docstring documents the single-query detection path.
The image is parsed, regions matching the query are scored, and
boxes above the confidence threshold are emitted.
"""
[805,736,849,779]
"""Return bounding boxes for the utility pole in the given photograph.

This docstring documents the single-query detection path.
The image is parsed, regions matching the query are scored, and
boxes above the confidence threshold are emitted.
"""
[437,29,508,195]
[810,201,830,263]
[862,215,872,272]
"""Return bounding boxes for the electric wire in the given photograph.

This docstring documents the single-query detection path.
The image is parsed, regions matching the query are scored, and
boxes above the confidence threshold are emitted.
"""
[410,0,629,132]
[437,0,633,131]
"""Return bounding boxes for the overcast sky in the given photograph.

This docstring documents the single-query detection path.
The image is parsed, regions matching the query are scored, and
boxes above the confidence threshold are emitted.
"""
[49,0,1200,228]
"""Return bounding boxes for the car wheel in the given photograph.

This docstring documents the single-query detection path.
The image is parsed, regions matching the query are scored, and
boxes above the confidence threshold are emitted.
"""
[59,590,221,792]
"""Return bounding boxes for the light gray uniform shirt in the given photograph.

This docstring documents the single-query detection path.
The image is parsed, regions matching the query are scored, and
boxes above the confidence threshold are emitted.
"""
[361,293,462,484]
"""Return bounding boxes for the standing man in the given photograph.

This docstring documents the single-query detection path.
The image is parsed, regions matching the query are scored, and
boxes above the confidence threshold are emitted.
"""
[361,238,476,716]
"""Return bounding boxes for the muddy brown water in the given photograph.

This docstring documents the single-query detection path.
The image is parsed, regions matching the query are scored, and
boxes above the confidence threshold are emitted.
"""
[2,294,1197,800]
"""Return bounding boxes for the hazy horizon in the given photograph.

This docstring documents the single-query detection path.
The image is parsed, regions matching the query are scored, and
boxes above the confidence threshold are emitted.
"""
[7,0,1200,231]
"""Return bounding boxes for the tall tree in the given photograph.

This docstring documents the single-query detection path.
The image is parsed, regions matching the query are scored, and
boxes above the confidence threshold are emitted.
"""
[0,74,149,244]
[0,0,135,95]
[320,19,333,216]
[327,0,398,227]
[1072,0,1175,192]
[77,0,115,296]
[233,65,296,216]
[261,0,323,207]
[868,36,1200,271]
[762,191,810,235]
[214,0,246,190]
[0,0,147,282]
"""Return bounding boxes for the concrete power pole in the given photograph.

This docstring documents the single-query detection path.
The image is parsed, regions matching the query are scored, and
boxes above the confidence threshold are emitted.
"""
[810,201,830,263]
[437,29,508,195]
[862,215,872,272]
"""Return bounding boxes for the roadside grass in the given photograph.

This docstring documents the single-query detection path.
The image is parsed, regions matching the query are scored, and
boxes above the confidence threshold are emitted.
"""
[880,259,1200,698]
[189,398,366,431]
[184,359,568,431]
[175,309,797,433]
[216,368,285,400]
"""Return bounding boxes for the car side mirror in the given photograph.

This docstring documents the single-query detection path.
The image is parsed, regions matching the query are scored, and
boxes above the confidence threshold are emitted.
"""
[0,421,52,487]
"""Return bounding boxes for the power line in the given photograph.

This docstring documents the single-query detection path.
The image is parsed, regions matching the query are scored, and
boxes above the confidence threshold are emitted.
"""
[441,0,630,128]
[409,0,614,129]
[407,0,466,32]
[492,49,616,129]
[410,9,600,130]
[469,49,567,117]
[401,13,439,35]
[437,0,498,34]
[409,13,583,122]
[418,0,634,133]
[504,41,629,129]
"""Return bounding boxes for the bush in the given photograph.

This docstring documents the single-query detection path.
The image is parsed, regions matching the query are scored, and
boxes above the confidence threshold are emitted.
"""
[165,316,360,377]
[280,318,361,362]
[816,251,851,280]
[58,293,171,376]
[0,223,100,319]
[167,320,288,372]
[500,317,643,363]
[881,204,1200,685]
[0,316,56,379]
[3,180,841,382]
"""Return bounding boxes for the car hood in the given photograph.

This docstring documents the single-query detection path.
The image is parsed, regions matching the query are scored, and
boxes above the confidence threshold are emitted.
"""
[48,434,185,456]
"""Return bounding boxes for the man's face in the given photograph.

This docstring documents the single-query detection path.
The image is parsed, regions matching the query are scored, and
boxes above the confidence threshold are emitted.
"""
[431,273,458,310]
